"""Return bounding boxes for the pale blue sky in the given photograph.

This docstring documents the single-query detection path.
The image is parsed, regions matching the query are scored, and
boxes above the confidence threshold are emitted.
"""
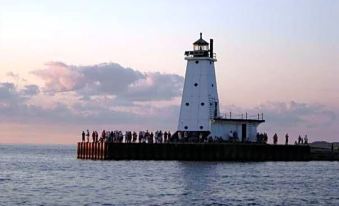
[0,0,338,143]
[1,0,338,75]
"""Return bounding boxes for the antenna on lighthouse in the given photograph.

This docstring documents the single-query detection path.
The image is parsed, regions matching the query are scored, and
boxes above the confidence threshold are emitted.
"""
[210,39,214,58]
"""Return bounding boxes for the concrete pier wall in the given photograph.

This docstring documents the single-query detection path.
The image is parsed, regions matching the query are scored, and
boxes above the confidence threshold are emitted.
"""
[77,142,311,161]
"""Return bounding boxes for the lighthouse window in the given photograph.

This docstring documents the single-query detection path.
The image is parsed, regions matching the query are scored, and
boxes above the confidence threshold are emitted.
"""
[200,126,204,129]
[195,61,199,64]
[211,84,214,87]
[194,83,198,87]
[185,102,189,106]
[184,126,188,130]
[201,102,205,106]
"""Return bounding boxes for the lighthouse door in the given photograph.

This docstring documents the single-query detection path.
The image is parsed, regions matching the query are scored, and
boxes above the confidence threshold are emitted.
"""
[241,124,247,142]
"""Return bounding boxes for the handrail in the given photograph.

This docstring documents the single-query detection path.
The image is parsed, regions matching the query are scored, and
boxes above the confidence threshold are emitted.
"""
[219,112,264,121]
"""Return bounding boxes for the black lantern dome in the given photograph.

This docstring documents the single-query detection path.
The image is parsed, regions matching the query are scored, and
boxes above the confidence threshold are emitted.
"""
[185,33,214,58]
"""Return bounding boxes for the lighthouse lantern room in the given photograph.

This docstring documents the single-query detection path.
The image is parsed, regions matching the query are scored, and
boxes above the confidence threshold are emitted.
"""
[177,33,265,142]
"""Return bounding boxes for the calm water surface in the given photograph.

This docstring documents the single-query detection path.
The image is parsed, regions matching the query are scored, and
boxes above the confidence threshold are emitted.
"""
[0,144,338,205]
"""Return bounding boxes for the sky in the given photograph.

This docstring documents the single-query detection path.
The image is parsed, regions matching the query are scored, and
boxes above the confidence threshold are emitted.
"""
[0,0,338,144]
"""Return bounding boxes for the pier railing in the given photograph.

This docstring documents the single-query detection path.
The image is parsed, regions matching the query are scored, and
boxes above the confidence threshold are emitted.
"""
[219,112,264,121]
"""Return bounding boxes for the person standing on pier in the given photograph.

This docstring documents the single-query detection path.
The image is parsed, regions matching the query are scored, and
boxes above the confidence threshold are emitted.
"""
[164,131,168,143]
[177,131,182,142]
[285,133,289,145]
[82,131,85,142]
[86,130,90,142]
[132,131,137,143]
[101,130,106,142]
[150,132,154,144]
[304,135,308,144]
[233,131,239,142]
[264,133,268,143]
[228,130,233,141]
[273,133,278,145]
[92,131,96,142]
[184,131,188,142]
[199,133,203,143]
[95,131,99,142]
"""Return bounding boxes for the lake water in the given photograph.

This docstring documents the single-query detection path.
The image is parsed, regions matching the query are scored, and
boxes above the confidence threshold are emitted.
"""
[0,144,338,205]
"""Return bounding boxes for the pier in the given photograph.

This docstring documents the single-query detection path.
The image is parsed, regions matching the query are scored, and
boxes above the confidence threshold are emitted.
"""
[77,142,314,161]
[76,34,338,162]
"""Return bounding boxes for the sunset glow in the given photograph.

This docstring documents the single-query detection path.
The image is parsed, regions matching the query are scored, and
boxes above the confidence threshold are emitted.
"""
[1,0,338,144]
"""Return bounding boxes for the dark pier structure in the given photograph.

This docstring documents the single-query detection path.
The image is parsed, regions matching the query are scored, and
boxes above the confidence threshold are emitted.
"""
[77,142,312,161]
[76,34,339,162]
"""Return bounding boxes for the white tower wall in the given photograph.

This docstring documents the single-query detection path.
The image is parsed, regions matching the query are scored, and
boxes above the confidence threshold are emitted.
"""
[178,57,219,132]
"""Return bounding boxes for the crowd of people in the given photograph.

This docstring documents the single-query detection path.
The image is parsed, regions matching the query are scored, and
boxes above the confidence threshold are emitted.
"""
[80,130,309,145]
[81,130,172,144]
[269,133,309,145]
[256,133,268,143]
[295,135,308,145]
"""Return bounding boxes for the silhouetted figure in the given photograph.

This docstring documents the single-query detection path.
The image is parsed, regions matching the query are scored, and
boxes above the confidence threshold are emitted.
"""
[233,131,238,142]
[92,131,96,142]
[199,133,203,142]
[86,130,90,142]
[178,131,182,142]
[228,130,233,141]
[125,131,131,143]
[285,133,289,145]
[82,131,85,142]
[273,133,278,145]
[95,131,99,142]
[184,131,188,142]
[132,131,137,143]
[164,131,168,143]
[304,135,308,144]
[150,132,154,144]
[159,130,163,143]
[101,130,106,142]
[264,133,268,143]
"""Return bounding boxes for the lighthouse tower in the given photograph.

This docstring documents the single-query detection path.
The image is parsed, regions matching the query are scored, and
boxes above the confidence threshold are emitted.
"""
[177,33,265,141]
[178,33,219,135]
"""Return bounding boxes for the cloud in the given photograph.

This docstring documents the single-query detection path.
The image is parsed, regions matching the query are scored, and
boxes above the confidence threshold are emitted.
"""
[0,85,180,129]
[221,101,339,141]
[21,84,40,96]
[0,82,40,104]
[31,62,86,93]
[32,62,184,102]
[123,72,183,101]
[1,62,183,131]
[255,101,336,128]
[1,61,338,143]
[0,82,16,101]
[6,72,19,79]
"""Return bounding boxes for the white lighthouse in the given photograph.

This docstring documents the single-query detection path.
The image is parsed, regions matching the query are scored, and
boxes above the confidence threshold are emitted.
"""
[177,33,265,142]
